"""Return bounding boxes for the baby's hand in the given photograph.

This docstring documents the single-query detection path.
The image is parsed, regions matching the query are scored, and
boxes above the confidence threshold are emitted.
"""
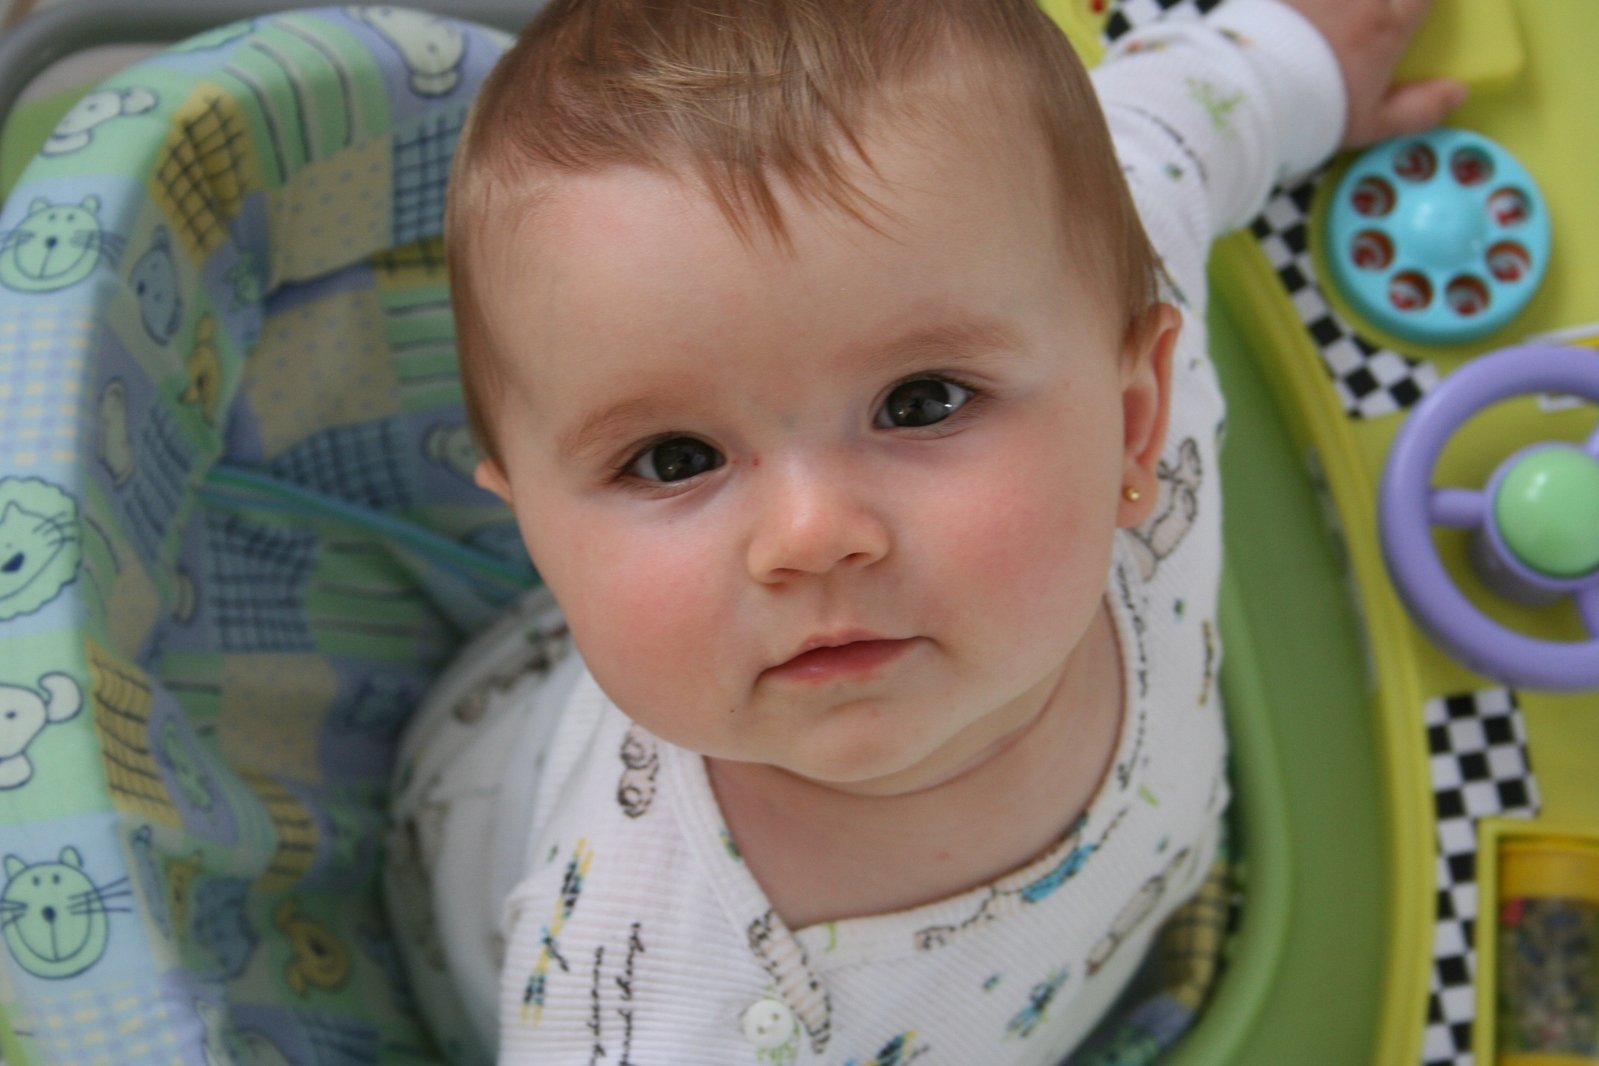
[1280,0,1467,147]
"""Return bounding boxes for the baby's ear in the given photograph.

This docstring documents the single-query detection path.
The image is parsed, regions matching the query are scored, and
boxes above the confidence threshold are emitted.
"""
[473,458,513,503]
[1117,302,1180,528]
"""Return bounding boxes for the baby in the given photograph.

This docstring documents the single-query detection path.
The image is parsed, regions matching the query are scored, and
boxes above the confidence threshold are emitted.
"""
[384,0,1458,1062]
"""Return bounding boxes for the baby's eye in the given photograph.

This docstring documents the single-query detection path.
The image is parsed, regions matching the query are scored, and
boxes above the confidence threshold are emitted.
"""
[875,377,973,429]
[625,437,724,483]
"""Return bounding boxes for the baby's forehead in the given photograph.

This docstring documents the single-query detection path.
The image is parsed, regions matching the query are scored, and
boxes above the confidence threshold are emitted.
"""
[474,109,1081,364]
[497,78,1054,257]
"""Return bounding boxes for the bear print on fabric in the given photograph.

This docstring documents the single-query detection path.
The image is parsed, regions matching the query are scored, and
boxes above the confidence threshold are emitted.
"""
[351,7,467,96]
[191,876,257,977]
[43,87,158,156]
[97,380,136,487]
[0,196,123,293]
[128,825,172,939]
[156,717,216,813]
[130,226,183,345]
[424,423,479,483]
[275,899,351,996]
[0,673,83,790]
[0,846,128,979]
[0,477,82,622]
[179,314,222,425]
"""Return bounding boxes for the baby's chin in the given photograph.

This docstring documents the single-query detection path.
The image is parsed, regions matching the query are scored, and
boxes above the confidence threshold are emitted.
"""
[760,685,1052,798]
[764,717,987,798]
[622,687,1000,797]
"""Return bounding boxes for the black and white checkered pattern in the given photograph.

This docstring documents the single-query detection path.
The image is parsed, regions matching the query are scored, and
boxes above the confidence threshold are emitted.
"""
[1247,186,1440,419]
[1421,688,1539,1066]
[1101,0,1220,43]
[1106,0,1440,420]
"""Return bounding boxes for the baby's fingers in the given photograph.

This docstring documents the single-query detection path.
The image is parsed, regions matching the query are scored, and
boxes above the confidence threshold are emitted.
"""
[1348,77,1467,146]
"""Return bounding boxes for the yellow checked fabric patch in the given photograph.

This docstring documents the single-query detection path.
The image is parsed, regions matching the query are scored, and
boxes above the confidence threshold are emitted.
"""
[152,84,260,264]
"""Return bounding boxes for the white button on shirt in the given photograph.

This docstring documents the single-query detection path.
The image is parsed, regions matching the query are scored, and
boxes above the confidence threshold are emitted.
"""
[741,998,797,1049]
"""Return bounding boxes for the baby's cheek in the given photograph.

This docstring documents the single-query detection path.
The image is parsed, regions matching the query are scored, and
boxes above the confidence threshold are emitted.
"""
[943,467,1114,633]
[560,535,730,709]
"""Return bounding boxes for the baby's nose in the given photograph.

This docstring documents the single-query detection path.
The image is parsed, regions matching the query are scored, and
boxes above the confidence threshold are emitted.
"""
[746,466,891,582]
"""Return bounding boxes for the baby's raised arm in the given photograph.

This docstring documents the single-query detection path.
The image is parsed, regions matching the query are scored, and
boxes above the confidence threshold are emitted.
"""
[1092,0,1465,320]
[1280,0,1466,147]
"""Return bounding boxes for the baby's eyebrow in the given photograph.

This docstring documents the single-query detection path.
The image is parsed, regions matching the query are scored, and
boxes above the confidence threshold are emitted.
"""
[858,316,1025,377]
[557,395,665,464]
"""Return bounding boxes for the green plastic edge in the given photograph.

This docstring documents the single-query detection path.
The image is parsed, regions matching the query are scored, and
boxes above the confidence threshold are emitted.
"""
[1165,288,1391,1064]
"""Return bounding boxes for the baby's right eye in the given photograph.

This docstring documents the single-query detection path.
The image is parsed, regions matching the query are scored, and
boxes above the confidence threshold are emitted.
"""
[625,437,724,484]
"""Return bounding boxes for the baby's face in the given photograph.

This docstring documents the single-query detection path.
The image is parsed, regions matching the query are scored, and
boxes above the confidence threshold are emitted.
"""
[472,108,1165,795]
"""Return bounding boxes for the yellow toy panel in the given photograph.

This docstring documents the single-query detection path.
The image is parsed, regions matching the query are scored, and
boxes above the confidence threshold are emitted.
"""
[1039,1,1598,1063]
[1213,0,1599,1062]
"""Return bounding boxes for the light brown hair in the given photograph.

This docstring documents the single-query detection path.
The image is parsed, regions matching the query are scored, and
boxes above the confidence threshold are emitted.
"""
[448,0,1163,463]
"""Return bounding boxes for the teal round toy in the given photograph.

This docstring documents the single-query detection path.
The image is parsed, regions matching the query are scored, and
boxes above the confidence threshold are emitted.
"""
[1324,128,1550,345]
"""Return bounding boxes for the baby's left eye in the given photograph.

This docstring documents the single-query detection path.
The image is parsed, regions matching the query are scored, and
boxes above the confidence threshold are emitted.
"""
[875,377,973,429]
[625,436,724,484]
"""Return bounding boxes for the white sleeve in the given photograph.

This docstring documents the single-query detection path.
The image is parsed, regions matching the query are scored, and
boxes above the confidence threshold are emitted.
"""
[1092,0,1345,301]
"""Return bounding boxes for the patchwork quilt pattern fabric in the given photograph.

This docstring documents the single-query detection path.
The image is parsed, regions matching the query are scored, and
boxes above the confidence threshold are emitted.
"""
[0,10,532,1064]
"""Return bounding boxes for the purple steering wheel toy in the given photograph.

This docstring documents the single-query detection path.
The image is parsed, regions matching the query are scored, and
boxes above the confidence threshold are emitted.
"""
[1379,344,1599,690]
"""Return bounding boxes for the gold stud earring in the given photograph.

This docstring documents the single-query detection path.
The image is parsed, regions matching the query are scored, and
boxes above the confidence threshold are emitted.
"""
[1122,485,1142,503]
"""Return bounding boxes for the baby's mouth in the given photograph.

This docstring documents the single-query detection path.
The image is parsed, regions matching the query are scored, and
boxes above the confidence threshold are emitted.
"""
[764,637,916,684]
